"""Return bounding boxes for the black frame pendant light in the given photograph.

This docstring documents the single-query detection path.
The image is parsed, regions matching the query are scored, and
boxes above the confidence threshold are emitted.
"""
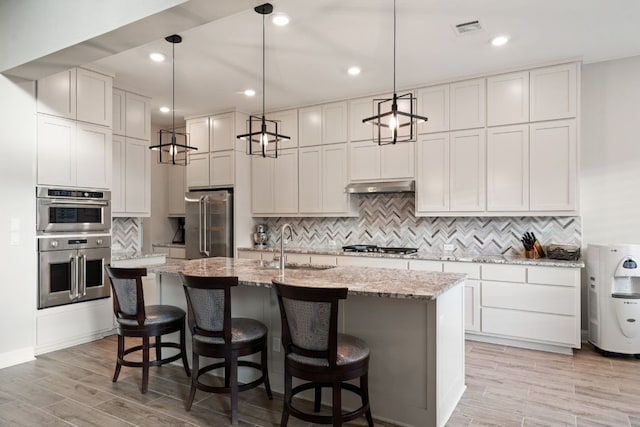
[149,34,197,165]
[236,2,290,158]
[362,0,428,145]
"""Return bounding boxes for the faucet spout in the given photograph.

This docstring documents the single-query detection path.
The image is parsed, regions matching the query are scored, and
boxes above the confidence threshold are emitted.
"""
[280,223,293,272]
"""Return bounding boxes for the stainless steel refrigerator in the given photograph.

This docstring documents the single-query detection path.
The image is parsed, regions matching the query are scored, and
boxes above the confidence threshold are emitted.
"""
[185,190,233,259]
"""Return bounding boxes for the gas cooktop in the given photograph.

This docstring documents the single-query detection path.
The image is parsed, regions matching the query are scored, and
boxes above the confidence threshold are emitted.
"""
[342,245,418,255]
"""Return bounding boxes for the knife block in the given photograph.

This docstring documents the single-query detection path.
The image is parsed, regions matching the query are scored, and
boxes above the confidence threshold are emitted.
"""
[524,248,541,259]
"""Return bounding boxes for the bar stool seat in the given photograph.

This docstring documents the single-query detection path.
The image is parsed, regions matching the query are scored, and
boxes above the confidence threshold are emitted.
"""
[193,318,267,345]
[116,305,185,327]
[288,334,369,367]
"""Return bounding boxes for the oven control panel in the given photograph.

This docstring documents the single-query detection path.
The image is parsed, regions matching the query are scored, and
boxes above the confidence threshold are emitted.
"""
[38,235,111,251]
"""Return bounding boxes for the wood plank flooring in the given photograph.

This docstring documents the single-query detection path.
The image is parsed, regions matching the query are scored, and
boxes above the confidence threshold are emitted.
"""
[0,336,638,426]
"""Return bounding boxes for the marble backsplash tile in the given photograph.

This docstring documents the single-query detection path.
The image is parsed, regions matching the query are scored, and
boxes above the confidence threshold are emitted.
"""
[112,217,142,257]
[257,193,581,256]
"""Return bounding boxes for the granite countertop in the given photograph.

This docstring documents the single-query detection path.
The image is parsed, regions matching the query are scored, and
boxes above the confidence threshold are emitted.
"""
[238,246,585,268]
[148,257,465,301]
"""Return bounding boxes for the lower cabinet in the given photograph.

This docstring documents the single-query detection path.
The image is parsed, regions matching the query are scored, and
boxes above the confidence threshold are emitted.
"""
[112,136,151,217]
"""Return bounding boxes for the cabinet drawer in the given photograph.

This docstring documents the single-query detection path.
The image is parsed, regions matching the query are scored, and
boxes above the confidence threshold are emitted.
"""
[482,264,526,282]
[409,260,443,272]
[482,307,578,346]
[482,281,576,315]
[237,250,262,260]
[444,261,480,279]
[286,253,311,264]
[527,267,579,287]
[337,256,408,270]
[310,255,337,266]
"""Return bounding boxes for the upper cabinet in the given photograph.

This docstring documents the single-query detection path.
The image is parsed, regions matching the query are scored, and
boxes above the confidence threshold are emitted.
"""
[167,165,186,217]
[299,106,322,147]
[251,149,298,215]
[450,78,486,130]
[124,92,151,140]
[38,67,112,127]
[112,89,126,135]
[417,84,449,134]
[530,63,577,122]
[210,112,235,151]
[487,71,529,126]
[350,141,414,182]
[349,97,374,142]
[486,125,529,211]
[186,116,210,152]
[299,101,347,146]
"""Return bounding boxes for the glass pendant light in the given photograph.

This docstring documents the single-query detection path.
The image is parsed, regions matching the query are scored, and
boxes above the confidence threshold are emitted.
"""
[236,3,290,158]
[149,34,197,165]
[362,0,429,145]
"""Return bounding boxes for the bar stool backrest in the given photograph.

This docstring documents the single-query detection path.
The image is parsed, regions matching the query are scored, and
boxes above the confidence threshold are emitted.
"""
[105,266,147,326]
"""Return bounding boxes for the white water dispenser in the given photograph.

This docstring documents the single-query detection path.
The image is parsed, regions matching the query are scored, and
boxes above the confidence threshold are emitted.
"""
[587,244,640,356]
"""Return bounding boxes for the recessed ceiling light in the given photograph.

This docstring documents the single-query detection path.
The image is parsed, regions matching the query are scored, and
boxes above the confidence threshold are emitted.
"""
[244,89,256,97]
[490,35,510,47]
[159,106,170,113]
[149,52,166,62]
[347,66,361,76]
[272,13,290,26]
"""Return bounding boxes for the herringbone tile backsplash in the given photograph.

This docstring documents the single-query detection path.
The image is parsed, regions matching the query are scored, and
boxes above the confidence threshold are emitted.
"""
[257,193,581,256]
[112,217,142,257]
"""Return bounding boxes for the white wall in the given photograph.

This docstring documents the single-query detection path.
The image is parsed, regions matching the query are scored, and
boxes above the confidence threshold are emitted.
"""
[581,56,640,246]
[0,75,37,367]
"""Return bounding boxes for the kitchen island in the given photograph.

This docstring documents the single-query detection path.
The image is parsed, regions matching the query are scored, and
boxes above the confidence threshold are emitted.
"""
[150,257,466,427]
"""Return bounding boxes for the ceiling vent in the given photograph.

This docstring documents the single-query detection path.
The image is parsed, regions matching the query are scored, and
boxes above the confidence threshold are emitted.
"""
[454,20,483,36]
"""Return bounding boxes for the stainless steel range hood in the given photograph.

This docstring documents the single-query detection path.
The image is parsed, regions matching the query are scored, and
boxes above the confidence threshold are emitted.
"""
[345,180,415,194]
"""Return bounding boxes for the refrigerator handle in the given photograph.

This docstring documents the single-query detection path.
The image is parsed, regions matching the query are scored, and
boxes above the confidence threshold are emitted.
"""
[199,196,205,254]
[203,195,210,257]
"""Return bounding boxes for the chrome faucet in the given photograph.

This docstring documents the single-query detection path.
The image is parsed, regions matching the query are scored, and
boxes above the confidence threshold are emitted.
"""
[280,223,293,271]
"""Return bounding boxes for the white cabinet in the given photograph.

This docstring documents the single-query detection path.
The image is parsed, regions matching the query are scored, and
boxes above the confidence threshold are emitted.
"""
[299,144,350,215]
[37,114,112,189]
[124,92,151,140]
[251,149,298,215]
[487,71,529,126]
[112,89,125,135]
[417,84,450,134]
[299,106,322,147]
[450,129,485,211]
[186,153,210,188]
[349,140,414,181]
[76,68,112,127]
[37,68,76,120]
[267,109,298,149]
[113,137,150,216]
[211,113,235,151]
[416,133,449,213]
[167,164,186,216]
[299,102,347,146]
[186,116,210,153]
[349,96,373,142]
[112,135,125,212]
[444,262,481,333]
[450,78,485,130]
[529,120,577,211]
[530,63,577,122]
[486,125,529,211]
[210,150,235,186]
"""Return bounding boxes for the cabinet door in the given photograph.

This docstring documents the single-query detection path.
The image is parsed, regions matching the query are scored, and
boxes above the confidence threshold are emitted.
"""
[416,133,450,213]
[186,152,210,189]
[124,138,150,215]
[112,89,126,136]
[125,92,151,140]
[322,144,349,213]
[211,113,234,151]
[417,84,449,134]
[299,106,322,147]
[273,150,299,214]
[464,280,481,332]
[487,125,529,211]
[530,63,577,122]
[322,101,348,144]
[268,109,298,149]
[381,141,414,179]
[76,68,112,127]
[76,122,112,190]
[349,141,380,181]
[529,120,576,211]
[167,164,186,216]
[299,147,323,213]
[450,129,485,211]
[349,97,373,142]
[111,135,125,213]
[251,156,274,214]
[487,71,529,126]
[186,117,210,153]
[37,114,76,187]
[450,78,486,130]
[210,150,234,186]
[37,68,76,119]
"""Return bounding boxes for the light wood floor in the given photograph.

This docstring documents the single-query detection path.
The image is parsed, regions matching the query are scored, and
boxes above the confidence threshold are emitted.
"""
[0,336,638,426]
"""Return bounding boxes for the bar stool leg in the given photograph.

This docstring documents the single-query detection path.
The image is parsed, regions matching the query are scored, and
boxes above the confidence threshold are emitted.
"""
[185,353,198,411]
[142,336,150,394]
[314,385,322,412]
[180,323,190,376]
[281,366,292,427]
[332,381,342,427]
[113,335,124,382]
[261,345,273,399]
[155,335,162,362]
[361,373,374,427]
[230,355,239,425]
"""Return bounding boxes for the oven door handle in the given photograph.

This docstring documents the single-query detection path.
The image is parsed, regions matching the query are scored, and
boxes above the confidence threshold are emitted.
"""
[70,255,78,300]
[79,254,87,297]
[43,199,109,207]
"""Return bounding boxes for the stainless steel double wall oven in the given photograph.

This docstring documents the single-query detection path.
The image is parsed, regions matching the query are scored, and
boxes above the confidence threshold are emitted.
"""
[37,186,112,309]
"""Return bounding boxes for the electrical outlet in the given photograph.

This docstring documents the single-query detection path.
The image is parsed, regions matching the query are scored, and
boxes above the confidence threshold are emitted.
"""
[273,336,281,352]
[443,244,455,252]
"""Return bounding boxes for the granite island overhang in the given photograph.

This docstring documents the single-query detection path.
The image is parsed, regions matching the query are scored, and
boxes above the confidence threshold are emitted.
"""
[149,257,467,427]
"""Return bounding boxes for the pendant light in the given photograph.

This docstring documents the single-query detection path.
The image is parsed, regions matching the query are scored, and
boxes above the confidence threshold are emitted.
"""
[149,34,197,165]
[362,0,428,145]
[236,3,290,158]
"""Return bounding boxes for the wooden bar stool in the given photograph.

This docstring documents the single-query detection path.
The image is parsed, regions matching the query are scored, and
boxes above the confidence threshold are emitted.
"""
[105,266,190,394]
[180,273,272,425]
[272,280,374,427]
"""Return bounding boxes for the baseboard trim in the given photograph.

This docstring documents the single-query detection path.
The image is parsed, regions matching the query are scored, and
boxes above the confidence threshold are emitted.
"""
[0,346,35,369]
[35,329,114,356]
[465,333,575,355]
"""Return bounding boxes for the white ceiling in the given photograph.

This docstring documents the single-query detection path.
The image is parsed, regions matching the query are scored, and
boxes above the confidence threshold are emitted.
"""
[90,0,640,128]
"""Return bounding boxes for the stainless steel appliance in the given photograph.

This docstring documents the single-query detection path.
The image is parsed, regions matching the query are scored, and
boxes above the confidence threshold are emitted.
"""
[37,186,111,234]
[342,245,418,255]
[253,224,268,247]
[185,189,233,259]
[38,234,111,309]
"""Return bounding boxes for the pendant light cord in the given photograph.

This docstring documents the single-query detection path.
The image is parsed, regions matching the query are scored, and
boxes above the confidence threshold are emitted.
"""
[393,0,396,95]
[172,40,176,134]
[262,12,266,118]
